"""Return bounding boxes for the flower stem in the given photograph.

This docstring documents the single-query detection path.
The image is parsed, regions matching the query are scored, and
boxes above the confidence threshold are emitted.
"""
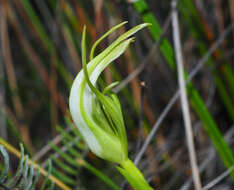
[117,159,153,190]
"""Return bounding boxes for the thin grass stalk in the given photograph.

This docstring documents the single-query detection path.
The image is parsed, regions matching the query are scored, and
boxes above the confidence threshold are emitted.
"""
[202,165,234,190]
[171,1,201,189]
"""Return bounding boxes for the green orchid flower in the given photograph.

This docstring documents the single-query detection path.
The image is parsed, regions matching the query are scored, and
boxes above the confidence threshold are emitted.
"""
[69,22,153,190]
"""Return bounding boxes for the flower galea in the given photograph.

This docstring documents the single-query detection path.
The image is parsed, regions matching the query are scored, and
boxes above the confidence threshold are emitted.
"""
[69,22,154,190]
[69,22,149,164]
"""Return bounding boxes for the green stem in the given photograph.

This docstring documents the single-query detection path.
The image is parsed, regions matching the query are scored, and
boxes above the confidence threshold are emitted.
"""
[117,159,153,190]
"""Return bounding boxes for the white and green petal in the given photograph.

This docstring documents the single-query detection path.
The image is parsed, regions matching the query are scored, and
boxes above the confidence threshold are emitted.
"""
[69,22,150,164]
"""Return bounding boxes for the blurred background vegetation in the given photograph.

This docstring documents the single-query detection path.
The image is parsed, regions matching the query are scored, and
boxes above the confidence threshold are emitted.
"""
[0,0,234,189]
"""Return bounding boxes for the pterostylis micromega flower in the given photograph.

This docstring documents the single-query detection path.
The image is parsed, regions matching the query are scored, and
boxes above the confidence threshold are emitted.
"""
[69,22,153,190]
